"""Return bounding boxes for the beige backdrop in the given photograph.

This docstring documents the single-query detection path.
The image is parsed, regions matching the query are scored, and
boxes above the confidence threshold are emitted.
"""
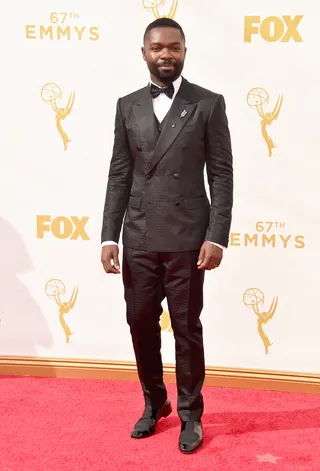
[0,0,319,375]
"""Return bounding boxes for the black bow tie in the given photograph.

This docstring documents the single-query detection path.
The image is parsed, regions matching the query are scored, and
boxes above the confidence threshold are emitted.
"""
[150,83,174,99]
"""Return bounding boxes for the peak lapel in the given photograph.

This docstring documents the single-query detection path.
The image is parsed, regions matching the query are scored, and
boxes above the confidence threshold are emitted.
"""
[146,79,197,175]
[132,88,159,153]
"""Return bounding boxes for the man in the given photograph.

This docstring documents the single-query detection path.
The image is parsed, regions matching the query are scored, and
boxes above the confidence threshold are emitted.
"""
[101,18,233,453]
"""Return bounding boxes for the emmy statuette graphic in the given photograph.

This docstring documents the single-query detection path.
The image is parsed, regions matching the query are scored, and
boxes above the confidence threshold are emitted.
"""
[41,83,75,151]
[247,88,283,157]
[243,288,278,354]
[45,279,78,343]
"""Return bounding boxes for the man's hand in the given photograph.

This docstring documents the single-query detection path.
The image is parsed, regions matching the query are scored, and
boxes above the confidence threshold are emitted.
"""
[197,242,223,270]
[101,245,121,274]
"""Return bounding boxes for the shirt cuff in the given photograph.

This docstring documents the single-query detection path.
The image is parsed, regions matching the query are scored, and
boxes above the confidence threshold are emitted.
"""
[206,241,226,250]
[102,241,118,247]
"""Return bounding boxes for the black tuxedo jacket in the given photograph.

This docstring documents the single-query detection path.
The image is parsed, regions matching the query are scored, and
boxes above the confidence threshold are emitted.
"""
[101,77,233,252]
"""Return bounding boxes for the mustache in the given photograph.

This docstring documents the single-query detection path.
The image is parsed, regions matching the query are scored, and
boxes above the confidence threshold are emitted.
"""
[157,61,177,67]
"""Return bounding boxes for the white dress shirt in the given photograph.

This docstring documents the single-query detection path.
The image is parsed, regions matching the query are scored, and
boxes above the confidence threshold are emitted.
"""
[102,76,225,250]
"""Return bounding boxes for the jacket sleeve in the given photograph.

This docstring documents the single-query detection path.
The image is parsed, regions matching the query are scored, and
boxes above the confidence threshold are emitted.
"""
[101,98,133,243]
[204,94,233,247]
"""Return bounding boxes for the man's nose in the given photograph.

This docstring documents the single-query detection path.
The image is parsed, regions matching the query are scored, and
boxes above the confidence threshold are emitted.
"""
[160,48,173,59]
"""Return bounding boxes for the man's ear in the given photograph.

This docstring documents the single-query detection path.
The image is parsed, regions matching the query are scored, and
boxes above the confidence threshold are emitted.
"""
[141,46,146,61]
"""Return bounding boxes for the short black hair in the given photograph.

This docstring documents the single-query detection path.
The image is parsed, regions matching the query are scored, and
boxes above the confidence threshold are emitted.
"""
[143,18,185,43]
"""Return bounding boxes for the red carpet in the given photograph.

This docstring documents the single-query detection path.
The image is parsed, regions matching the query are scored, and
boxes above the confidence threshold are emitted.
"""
[1,376,320,470]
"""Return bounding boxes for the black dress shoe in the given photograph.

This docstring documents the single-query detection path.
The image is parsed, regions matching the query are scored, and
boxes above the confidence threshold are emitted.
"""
[179,421,203,453]
[131,399,172,439]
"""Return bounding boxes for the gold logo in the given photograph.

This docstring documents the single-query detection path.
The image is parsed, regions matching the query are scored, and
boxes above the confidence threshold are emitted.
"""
[247,88,283,157]
[244,16,303,43]
[142,0,179,19]
[231,221,305,249]
[243,288,278,354]
[45,279,78,343]
[41,83,75,151]
[26,12,99,41]
[161,309,173,332]
[37,216,90,240]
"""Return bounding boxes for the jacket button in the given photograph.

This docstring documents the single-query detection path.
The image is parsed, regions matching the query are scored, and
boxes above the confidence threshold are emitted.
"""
[175,201,180,206]
[137,145,142,151]
[173,173,179,179]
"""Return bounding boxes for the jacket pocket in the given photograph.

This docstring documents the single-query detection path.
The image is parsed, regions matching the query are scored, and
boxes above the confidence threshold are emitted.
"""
[184,196,208,209]
[128,196,141,209]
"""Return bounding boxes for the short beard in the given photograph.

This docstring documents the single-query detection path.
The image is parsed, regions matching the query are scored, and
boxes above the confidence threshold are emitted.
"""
[149,61,184,84]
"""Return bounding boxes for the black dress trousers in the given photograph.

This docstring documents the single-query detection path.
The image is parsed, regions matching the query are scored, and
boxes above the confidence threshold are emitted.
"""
[122,247,205,423]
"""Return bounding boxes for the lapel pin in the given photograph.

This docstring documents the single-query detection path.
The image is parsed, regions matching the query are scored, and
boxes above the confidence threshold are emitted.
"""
[180,109,188,118]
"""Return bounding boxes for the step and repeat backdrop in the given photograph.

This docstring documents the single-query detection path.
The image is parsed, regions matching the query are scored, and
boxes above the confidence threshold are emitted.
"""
[0,0,319,374]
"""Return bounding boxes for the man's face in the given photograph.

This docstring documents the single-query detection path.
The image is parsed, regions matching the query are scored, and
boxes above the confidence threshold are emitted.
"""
[142,27,186,85]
